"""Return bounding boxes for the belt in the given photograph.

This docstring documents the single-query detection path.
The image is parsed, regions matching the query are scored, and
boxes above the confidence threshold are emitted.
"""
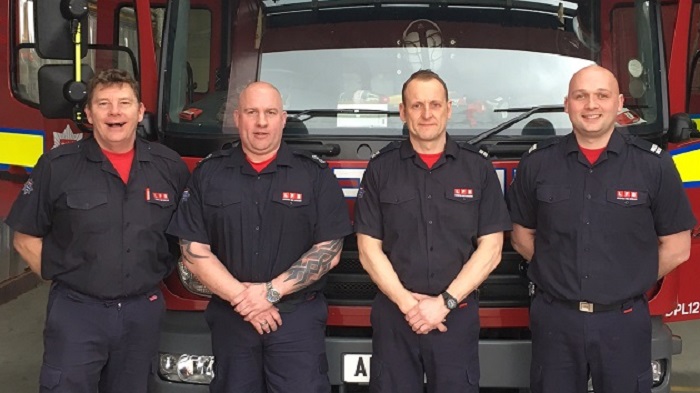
[536,289,642,313]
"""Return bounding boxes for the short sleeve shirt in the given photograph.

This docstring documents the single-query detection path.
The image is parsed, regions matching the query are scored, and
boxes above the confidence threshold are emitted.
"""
[508,131,696,304]
[354,136,512,295]
[5,137,190,299]
[167,142,353,292]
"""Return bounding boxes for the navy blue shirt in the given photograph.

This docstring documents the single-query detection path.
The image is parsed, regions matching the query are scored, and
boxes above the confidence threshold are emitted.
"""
[5,137,190,299]
[354,137,512,295]
[167,142,352,294]
[508,130,696,304]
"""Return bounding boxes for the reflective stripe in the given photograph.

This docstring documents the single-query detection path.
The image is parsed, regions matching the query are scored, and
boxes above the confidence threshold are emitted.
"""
[0,128,44,167]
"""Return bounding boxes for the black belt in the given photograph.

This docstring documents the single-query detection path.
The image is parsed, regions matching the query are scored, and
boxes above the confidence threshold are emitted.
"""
[536,289,642,313]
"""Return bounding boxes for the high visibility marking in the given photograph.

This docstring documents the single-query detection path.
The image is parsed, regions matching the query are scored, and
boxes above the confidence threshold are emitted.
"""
[0,128,44,167]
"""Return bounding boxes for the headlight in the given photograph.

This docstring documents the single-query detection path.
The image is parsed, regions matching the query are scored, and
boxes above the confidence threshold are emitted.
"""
[178,258,212,296]
[159,353,215,384]
[651,359,666,387]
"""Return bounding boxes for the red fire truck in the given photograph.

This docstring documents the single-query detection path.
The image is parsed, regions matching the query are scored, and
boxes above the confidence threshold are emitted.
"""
[2,0,700,392]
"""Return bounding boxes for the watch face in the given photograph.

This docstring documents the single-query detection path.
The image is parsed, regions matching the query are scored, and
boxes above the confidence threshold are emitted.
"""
[447,298,458,310]
[267,289,281,303]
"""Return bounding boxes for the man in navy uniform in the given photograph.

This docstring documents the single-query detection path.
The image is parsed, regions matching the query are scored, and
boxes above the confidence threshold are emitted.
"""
[167,81,352,392]
[354,69,512,393]
[6,69,189,393]
[508,65,695,393]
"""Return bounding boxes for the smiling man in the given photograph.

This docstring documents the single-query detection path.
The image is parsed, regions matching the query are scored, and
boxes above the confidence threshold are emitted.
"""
[354,70,511,393]
[5,69,190,393]
[508,65,695,393]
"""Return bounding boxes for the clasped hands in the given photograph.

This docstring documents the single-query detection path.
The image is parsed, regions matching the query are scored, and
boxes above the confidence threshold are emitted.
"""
[403,293,450,335]
[231,282,282,335]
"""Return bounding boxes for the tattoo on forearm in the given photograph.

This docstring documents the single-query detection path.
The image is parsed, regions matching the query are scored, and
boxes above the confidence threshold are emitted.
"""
[179,239,208,265]
[284,239,343,289]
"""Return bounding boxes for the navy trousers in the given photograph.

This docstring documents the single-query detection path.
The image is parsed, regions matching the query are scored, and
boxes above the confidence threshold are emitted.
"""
[369,292,480,393]
[205,293,330,393]
[39,282,164,393]
[530,292,653,393]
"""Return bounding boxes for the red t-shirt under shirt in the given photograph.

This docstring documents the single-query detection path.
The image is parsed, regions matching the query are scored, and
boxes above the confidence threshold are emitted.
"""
[102,148,134,183]
[246,154,277,173]
[578,145,605,165]
[417,152,443,169]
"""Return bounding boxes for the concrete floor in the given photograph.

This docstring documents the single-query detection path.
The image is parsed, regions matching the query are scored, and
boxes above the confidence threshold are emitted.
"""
[1,283,699,392]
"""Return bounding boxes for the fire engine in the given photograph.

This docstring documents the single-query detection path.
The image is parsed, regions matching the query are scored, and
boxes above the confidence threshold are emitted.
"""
[1,0,700,392]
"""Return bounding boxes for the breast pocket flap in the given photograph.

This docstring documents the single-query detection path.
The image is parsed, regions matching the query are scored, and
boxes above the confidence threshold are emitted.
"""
[66,192,108,210]
[536,186,571,203]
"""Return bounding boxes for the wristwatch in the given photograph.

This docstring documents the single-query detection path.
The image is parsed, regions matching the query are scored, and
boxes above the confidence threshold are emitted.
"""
[265,282,281,304]
[441,291,458,310]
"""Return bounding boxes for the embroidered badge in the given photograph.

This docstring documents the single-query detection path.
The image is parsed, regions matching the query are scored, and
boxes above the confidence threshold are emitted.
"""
[616,190,639,201]
[282,192,303,202]
[152,192,170,202]
[453,188,474,198]
[22,179,34,195]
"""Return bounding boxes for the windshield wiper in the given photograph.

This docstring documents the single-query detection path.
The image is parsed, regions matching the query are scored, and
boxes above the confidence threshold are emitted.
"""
[287,108,401,122]
[467,104,565,145]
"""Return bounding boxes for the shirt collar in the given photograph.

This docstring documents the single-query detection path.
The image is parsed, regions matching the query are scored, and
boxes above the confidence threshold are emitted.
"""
[83,136,146,161]
[228,141,294,169]
[399,134,459,159]
[565,129,624,155]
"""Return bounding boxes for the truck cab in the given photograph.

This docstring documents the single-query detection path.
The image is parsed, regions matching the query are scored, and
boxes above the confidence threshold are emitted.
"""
[3,0,700,392]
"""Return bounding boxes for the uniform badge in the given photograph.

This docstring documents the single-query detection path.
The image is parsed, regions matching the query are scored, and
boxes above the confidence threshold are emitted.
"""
[152,192,170,202]
[52,125,83,149]
[282,192,303,202]
[22,179,34,195]
[616,190,638,201]
[181,189,191,203]
[453,188,474,198]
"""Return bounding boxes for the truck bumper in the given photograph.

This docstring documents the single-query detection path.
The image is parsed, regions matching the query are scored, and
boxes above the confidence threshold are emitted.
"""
[148,312,677,392]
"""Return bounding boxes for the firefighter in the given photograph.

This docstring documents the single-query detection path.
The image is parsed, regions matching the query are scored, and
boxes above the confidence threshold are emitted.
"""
[508,65,695,393]
[354,69,512,393]
[167,81,352,392]
[5,69,190,393]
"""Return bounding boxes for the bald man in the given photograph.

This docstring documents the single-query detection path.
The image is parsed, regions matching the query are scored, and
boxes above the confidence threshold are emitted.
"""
[508,65,695,393]
[167,82,352,392]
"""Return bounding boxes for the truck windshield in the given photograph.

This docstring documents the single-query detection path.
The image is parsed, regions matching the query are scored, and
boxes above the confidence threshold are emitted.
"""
[160,0,664,141]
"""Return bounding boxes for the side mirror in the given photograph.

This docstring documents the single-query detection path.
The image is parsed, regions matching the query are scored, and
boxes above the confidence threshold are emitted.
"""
[35,0,89,60]
[38,64,94,119]
[668,113,699,143]
[138,112,158,141]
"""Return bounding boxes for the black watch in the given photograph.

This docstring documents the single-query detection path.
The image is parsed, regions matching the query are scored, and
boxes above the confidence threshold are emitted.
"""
[441,291,458,310]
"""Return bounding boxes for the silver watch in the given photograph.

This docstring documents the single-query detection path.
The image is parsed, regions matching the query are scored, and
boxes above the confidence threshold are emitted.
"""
[265,282,281,304]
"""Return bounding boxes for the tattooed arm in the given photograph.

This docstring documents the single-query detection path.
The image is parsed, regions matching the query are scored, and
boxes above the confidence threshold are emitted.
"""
[232,238,344,321]
[179,239,248,304]
[272,238,344,297]
[182,239,283,334]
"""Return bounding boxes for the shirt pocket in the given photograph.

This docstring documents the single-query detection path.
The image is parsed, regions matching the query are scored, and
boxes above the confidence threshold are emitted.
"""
[202,190,242,225]
[442,186,481,230]
[602,188,652,234]
[379,189,419,231]
[535,186,571,231]
[146,198,176,230]
[271,189,314,234]
[66,192,109,233]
